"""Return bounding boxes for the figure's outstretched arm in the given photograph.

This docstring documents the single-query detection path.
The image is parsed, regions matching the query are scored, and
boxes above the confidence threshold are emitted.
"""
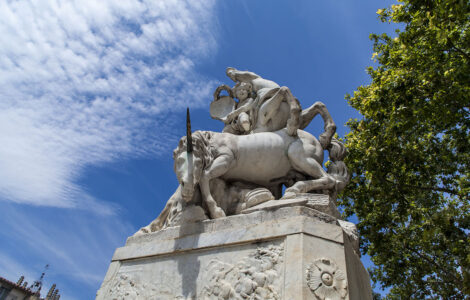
[226,67,260,82]
[223,99,254,123]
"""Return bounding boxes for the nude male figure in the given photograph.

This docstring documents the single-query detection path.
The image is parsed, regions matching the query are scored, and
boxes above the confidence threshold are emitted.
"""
[225,67,301,135]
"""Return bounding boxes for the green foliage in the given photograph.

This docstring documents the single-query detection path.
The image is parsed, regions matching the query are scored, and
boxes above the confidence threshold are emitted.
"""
[340,0,469,298]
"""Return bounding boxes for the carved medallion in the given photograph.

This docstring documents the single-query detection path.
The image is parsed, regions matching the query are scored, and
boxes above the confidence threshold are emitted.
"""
[306,258,348,300]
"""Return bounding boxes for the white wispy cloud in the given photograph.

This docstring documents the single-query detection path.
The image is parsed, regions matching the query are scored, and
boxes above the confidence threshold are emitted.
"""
[0,0,217,210]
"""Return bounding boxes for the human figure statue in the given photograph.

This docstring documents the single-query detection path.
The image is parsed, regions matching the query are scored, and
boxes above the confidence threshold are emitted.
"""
[221,82,255,134]
[214,67,301,136]
[137,68,346,233]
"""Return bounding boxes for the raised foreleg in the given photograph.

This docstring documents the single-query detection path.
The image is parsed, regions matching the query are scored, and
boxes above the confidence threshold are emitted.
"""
[282,87,301,135]
[300,101,336,149]
[199,152,234,218]
[258,87,301,135]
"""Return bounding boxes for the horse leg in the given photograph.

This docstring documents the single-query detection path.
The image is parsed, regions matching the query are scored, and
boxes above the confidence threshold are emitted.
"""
[199,153,234,218]
[278,87,301,135]
[283,89,301,136]
[299,101,336,149]
[258,87,300,133]
[258,87,288,125]
[284,159,336,198]
[284,141,336,198]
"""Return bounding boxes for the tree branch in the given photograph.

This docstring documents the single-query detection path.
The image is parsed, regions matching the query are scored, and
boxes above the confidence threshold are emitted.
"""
[403,244,463,289]
[433,23,470,61]
[447,39,470,61]
[385,179,459,195]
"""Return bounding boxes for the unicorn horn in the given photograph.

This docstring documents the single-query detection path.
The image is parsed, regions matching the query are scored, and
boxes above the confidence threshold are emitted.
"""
[186,108,193,153]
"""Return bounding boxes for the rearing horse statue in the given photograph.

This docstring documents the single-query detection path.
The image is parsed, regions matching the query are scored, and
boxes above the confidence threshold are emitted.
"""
[173,110,348,219]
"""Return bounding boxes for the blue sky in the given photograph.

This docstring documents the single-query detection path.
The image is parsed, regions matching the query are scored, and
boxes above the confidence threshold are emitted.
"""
[0,1,397,298]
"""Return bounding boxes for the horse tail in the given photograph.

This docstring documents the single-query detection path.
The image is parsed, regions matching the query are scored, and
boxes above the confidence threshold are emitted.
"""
[327,138,350,194]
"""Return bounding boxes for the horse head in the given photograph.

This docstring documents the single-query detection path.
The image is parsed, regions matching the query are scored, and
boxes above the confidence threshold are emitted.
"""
[173,110,214,202]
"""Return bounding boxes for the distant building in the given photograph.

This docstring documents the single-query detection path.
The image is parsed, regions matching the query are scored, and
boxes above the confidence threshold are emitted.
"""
[0,276,60,300]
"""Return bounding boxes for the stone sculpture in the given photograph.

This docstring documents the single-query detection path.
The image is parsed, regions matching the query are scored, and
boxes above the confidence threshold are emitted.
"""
[306,258,348,300]
[98,68,373,300]
[200,244,284,299]
[102,243,284,300]
[137,68,349,234]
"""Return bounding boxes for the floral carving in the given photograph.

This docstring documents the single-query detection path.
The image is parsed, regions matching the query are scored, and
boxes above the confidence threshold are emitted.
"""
[306,258,348,300]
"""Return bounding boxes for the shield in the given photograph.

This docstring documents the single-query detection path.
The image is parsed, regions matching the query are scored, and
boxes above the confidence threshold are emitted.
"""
[210,95,236,121]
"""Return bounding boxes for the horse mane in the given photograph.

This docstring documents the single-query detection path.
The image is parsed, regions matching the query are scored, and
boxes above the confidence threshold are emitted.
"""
[173,131,216,169]
[328,138,347,162]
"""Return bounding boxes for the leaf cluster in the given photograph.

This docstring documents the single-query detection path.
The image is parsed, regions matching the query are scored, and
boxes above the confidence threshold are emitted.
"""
[340,0,470,298]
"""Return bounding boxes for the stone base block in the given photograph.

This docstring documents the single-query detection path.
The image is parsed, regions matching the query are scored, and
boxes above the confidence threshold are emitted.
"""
[242,193,341,218]
[96,206,372,299]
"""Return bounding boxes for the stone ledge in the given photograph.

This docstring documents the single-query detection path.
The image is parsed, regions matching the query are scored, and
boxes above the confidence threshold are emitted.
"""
[242,193,341,218]
[113,206,343,262]
[127,204,336,245]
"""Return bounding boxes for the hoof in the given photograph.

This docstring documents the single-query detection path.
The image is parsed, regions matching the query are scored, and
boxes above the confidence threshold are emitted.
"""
[286,125,298,136]
[287,128,297,136]
[282,191,297,199]
[212,207,226,219]
[287,118,299,136]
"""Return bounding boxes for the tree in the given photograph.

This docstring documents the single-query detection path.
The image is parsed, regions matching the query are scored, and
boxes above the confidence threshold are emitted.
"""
[340,0,469,298]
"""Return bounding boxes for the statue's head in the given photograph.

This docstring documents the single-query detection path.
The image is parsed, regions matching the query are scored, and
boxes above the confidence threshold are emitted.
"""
[233,82,252,101]
[173,139,204,202]
[173,111,214,202]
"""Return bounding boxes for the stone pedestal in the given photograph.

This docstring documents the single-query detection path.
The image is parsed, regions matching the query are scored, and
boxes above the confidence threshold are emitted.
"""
[96,202,372,299]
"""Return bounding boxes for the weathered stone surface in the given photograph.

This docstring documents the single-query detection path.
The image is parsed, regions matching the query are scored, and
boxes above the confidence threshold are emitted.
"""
[101,241,284,300]
[115,206,339,262]
[337,219,361,257]
[242,193,341,218]
[97,68,370,299]
[96,206,372,300]
[306,258,348,299]
[139,68,349,234]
